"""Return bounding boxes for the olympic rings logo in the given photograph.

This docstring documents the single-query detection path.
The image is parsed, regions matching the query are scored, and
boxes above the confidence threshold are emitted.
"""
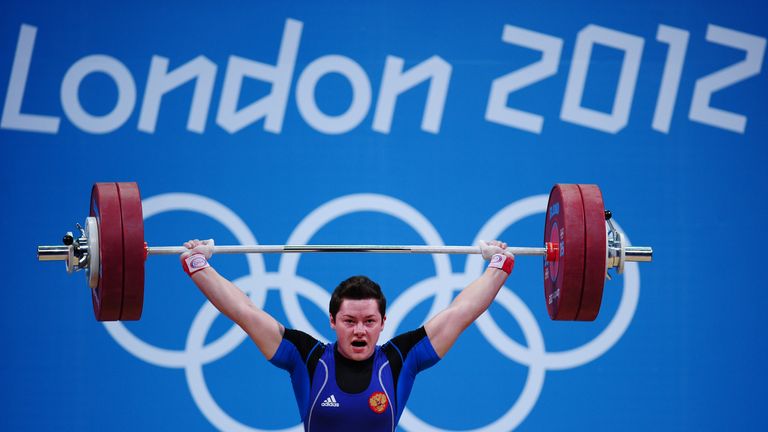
[103,192,640,432]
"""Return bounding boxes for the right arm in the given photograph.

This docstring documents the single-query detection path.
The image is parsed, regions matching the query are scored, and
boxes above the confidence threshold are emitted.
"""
[182,239,284,359]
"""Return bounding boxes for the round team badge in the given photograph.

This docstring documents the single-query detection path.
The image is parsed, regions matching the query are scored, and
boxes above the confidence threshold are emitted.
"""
[368,391,389,414]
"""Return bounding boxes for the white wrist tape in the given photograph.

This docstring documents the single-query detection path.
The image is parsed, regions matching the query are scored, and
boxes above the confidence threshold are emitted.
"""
[183,253,210,276]
[487,253,514,274]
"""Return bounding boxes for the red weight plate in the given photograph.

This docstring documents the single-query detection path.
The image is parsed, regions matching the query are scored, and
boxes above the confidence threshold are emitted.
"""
[576,184,607,321]
[543,184,585,320]
[117,182,145,321]
[90,183,124,321]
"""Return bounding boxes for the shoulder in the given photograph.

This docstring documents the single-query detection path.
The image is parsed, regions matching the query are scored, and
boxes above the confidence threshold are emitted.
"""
[382,326,440,364]
[270,329,325,368]
[283,329,324,356]
[382,327,439,373]
[383,327,430,360]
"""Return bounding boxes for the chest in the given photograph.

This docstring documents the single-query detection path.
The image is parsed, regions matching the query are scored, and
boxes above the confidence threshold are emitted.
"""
[307,350,394,431]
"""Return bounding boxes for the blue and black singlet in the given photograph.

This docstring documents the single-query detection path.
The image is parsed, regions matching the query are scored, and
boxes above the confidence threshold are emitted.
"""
[269,327,440,432]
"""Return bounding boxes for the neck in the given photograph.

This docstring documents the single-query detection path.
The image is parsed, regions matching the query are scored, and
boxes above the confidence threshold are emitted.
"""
[334,344,374,364]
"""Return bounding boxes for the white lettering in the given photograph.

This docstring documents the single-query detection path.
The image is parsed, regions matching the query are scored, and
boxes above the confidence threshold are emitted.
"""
[3,20,764,139]
[296,55,371,134]
[689,24,766,134]
[215,18,302,134]
[485,25,563,134]
[1,24,60,134]
[139,55,217,134]
[560,25,644,134]
[653,25,689,133]
[373,55,452,134]
[60,54,136,134]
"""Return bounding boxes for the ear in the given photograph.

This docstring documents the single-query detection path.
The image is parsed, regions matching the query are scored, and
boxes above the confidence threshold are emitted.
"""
[381,315,386,328]
[329,313,336,330]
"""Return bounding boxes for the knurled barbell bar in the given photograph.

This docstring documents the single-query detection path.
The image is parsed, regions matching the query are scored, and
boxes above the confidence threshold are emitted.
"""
[37,182,652,322]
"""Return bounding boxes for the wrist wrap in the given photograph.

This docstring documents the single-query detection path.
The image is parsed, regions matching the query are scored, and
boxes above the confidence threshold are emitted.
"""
[487,253,514,274]
[182,253,210,276]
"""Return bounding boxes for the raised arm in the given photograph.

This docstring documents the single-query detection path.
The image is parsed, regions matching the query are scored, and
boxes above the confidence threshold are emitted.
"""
[424,240,514,358]
[181,239,284,359]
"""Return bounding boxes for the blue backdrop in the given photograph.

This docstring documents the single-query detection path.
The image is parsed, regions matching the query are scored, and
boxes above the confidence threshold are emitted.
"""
[2,1,766,430]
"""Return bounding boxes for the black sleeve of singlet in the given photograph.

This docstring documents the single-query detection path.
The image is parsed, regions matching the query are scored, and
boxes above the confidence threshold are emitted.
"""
[282,329,322,363]
[282,329,324,381]
[382,327,429,383]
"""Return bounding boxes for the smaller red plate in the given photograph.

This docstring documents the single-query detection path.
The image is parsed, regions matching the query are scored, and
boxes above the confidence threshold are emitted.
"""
[117,182,145,321]
[543,184,586,321]
[90,183,124,321]
[576,184,607,321]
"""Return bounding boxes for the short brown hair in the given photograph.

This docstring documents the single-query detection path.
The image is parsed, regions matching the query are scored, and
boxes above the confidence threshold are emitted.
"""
[329,275,386,320]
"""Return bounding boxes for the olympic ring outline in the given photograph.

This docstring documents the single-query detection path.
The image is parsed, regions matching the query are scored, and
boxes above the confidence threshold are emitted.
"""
[102,192,640,431]
[278,194,456,340]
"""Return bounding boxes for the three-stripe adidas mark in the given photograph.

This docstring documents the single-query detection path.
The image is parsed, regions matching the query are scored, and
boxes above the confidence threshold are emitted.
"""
[321,395,340,408]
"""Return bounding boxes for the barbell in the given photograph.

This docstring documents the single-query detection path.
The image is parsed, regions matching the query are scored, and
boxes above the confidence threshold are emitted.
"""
[37,182,652,322]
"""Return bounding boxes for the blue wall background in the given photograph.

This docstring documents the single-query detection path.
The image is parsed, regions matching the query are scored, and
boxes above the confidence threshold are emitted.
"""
[2,1,766,430]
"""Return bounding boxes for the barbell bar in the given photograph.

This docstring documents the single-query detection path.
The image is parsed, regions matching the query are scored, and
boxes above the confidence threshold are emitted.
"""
[40,244,551,257]
[40,244,652,258]
[37,182,652,322]
[40,244,652,259]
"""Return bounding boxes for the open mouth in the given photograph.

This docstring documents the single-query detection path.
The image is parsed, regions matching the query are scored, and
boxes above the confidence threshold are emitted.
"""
[351,341,367,348]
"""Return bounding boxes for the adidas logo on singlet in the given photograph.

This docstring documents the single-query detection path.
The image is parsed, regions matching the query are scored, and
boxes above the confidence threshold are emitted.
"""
[321,395,340,408]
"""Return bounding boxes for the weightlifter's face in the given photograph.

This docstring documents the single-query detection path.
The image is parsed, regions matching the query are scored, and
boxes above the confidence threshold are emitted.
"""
[331,298,385,361]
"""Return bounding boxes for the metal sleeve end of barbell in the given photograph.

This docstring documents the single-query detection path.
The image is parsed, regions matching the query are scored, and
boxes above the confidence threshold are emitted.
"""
[625,246,652,262]
[38,245,71,261]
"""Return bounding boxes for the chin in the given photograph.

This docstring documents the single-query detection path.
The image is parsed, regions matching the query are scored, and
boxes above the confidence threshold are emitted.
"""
[346,345,373,360]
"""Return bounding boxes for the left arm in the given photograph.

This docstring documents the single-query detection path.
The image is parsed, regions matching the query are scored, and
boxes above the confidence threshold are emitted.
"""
[424,241,513,358]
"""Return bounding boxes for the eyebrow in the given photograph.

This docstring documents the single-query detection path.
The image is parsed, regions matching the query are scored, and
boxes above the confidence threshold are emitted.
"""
[341,314,378,319]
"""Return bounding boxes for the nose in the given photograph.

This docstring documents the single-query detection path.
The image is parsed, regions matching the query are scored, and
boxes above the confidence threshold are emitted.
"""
[354,322,366,334]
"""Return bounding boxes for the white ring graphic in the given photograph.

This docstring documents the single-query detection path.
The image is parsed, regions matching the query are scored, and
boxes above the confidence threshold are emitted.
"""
[103,193,268,368]
[469,195,640,370]
[278,194,455,338]
[102,191,641,431]
[399,286,547,432]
